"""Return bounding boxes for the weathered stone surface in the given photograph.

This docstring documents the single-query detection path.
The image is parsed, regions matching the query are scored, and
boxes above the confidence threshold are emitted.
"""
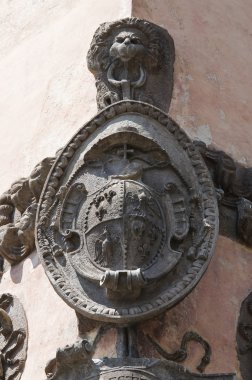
[45,339,93,380]
[0,293,28,380]
[148,330,211,373]
[36,100,218,323]
[45,354,236,380]
[193,142,252,247]
[87,18,175,111]
[0,157,54,266]
[236,291,252,380]
[0,2,250,380]
[0,238,247,378]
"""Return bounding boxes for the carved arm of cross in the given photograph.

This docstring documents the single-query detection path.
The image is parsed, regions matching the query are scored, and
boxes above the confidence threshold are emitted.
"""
[116,144,134,159]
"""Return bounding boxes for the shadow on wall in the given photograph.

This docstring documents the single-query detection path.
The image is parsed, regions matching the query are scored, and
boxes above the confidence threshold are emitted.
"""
[9,250,40,284]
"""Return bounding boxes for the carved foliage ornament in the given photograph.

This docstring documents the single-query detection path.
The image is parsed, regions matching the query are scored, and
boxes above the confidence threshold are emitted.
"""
[36,100,219,323]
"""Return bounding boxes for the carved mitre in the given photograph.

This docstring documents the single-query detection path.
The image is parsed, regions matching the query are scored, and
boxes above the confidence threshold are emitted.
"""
[36,101,218,323]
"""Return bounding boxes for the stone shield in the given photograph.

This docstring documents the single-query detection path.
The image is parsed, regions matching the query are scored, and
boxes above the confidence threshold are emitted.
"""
[84,180,166,270]
[36,100,219,323]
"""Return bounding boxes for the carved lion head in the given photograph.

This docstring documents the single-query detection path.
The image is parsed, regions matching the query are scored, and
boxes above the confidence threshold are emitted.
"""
[87,18,169,73]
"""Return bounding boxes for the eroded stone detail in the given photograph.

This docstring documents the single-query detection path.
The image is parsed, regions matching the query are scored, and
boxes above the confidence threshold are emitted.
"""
[0,293,28,380]
[45,339,93,380]
[36,100,218,323]
[0,157,54,265]
[195,142,252,200]
[237,198,252,246]
[237,292,252,380]
[87,18,175,111]
[44,354,236,380]
[147,331,211,373]
[195,141,252,246]
[44,325,235,379]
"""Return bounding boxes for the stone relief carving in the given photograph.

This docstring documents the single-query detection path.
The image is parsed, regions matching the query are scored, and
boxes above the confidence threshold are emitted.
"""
[237,292,252,380]
[36,100,219,323]
[1,137,251,273]
[18,15,242,380]
[0,157,54,266]
[0,293,28,380]
[194,141,252,246]
[0,139,251,274]
[44,321,236,379]
[237,198,252,246]
[147,331,211,373]
[194,142,252,200]
[45,339,93,380]
[0,12,243,380]
[45,348,235,380]
[87,18,175,111]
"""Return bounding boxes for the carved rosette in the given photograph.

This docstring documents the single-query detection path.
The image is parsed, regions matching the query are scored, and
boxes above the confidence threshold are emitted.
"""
[36,100,218,323]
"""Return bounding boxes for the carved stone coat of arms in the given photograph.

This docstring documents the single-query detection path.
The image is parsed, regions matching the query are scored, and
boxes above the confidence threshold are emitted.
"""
[33,16,239,380]
[36,101,218,323]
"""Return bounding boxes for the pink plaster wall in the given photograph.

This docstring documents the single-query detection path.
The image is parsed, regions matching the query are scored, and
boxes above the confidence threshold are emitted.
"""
[0,0,131,195]
[133,0,252,166]
[132,2,252,379]
[0,1,131,379]
[0,251,77,379]
[138,236,252,378]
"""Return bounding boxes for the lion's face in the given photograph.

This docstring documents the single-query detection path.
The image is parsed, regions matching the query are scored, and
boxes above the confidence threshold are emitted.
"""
[109,30,146,63]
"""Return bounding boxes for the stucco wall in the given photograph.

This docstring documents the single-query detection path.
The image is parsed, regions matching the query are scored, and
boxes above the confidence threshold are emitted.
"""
[0,0,131,195]
[133,0,252,166]
[132,2,252,379]
[0,1,131,379]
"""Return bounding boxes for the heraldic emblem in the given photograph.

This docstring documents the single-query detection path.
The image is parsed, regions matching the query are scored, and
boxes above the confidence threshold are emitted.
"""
[35,17,237,380]
[36,101,218,323]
